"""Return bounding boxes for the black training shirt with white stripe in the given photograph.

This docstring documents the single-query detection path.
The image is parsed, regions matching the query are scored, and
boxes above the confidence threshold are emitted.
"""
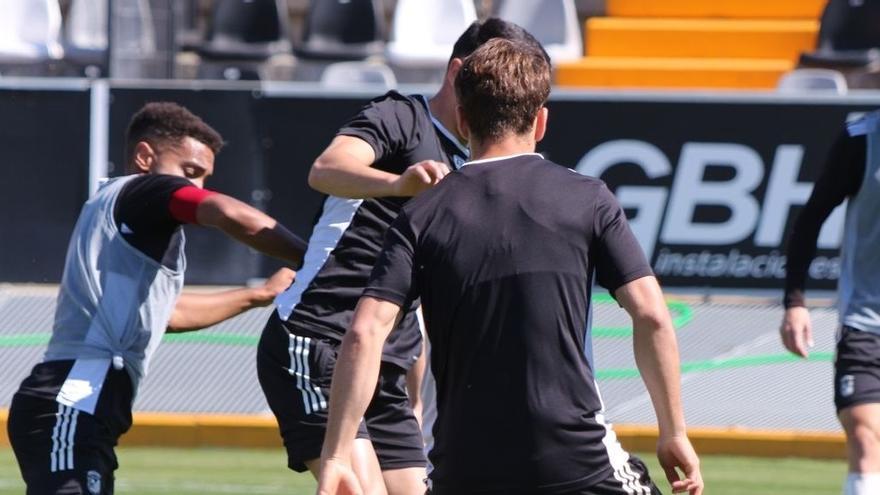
[275,91,468,369]
[365,154,654,492]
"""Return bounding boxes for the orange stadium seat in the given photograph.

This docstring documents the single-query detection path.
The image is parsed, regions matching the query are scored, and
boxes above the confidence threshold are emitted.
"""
[556,0,824,90]
[605,0,826,19]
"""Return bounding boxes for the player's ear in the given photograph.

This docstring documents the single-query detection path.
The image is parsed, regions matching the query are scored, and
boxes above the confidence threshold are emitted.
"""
[533,107,549,143]
[446,58,464,87]
[455,104,470,142]
[131,141,157,174]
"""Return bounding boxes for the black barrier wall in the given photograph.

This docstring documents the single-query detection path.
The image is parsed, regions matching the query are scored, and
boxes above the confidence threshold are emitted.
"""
[541,99,875,290]
[2,83,877,290]
[0,87,91,282]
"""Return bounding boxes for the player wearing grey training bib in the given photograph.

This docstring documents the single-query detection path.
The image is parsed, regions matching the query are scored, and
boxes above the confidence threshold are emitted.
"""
[7,102,306,495]
[781,110,880,495]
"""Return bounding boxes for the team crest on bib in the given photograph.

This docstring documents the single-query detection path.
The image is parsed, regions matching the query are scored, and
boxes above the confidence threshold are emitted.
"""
[453,155,466,169]
[86,470,102,494]
[840,374,855,397]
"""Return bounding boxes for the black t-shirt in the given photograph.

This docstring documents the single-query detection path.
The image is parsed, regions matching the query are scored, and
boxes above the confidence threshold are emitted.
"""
[113,174,192,269]
[365,154,654,492]
[784,131,866,307]
[282,91,468,369]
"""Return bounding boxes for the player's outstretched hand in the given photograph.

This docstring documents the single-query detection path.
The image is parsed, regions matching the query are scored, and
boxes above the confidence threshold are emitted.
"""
[657,435,703,495]
[392,160,451,197]
[780,306,813,358]
[253,268,296,307]
[316,458,362,495]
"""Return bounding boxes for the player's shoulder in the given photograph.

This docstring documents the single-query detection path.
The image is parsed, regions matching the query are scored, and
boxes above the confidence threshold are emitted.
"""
[364,91,424,115]
[122,173,192,192]
[357,91,430,131]
[527,155,609,190]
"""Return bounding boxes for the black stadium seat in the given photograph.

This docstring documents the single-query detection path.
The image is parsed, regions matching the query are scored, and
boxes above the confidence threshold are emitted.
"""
[294,0,385,61]
[799,0,880,69]
[197,0,292,62]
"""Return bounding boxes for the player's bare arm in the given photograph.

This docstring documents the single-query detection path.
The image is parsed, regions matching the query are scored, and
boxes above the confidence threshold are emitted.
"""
[167,268,295,332]
[318,296,402,495]
[195,193,307,266]
[615,275,704,495]
[309,136,450,199]
[406,341,427,428]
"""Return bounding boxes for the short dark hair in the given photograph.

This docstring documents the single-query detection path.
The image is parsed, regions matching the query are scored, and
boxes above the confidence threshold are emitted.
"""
[124,102,224,164]
[450,17,550,65]
[455,38,551,143]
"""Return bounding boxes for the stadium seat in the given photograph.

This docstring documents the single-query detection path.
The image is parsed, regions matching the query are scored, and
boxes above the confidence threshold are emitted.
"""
[320,61,397,89]
[798,0,880,76]
[295,0,384,61]
[0,0,63,65]
[606,0,826,19]
[555,57,792,89]
[493,0,582,63]
[586,18,818,61]
[386,0,477,70]
[109,0,161,78]
[189,0,293,80]
[197,0,292,61]
[777,68,848,94]
[63,0,108,76]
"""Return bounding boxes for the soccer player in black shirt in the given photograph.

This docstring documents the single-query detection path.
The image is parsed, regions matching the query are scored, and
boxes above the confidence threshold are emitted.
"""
[257,19,549,494]
[317,39,704,495]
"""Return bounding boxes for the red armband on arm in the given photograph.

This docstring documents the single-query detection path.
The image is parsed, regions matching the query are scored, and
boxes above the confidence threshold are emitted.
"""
[169,186,216,224]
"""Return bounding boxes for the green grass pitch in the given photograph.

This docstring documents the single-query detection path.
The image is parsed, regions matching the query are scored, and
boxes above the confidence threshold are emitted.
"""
[0,447,845,494]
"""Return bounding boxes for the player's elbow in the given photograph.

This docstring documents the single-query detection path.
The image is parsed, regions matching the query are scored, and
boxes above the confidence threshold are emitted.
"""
[630,306,672,333]
[166,311,194,333]
[308,157,332,193]
[347,320,381,346]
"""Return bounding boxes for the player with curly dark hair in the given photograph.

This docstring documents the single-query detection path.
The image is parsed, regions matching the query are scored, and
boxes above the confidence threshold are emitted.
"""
[7,102,307,495]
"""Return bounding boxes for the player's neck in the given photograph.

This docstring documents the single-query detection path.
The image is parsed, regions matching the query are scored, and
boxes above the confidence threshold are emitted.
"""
[428,89,463,143]
[469,135,536,162]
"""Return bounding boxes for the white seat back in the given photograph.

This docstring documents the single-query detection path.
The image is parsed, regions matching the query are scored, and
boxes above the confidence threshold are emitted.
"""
[777,69,848,94]
[321,61,397,89]
[495,0,582,63]
[386,0,477,68]
[0,0,63,61]
[67,0,108,50]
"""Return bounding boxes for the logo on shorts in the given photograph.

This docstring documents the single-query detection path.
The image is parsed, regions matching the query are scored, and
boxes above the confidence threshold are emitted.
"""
[86,470,101,494]
[840,374,855,398]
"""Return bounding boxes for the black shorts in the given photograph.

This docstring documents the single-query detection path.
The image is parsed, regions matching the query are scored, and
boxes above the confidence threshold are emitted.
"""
[835,326,880,412]
[429,456,659,495]
[257,312,426,472]
[581,457,660,495]
[7,361,133,495]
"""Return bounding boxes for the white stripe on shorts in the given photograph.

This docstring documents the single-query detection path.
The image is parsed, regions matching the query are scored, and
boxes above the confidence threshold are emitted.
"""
[50,404,78,473]
[289,335,328,415]
[66,408,79,470]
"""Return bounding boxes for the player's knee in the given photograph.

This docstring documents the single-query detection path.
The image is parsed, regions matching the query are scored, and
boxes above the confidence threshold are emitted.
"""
[849,421,880,469]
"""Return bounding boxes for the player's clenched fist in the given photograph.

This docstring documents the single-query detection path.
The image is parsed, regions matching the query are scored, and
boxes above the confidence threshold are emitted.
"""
[253,268,296,307]
[316,458,362,495]
[391,160,451,197]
